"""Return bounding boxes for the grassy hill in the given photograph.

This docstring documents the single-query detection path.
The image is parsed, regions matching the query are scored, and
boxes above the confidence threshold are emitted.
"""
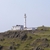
[0,27,50,50]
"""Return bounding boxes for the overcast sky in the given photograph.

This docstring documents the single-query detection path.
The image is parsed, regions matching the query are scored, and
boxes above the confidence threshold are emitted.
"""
[0,0,50,32]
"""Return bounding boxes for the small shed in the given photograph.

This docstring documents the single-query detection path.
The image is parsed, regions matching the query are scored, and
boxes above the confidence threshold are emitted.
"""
[24,27,35,30]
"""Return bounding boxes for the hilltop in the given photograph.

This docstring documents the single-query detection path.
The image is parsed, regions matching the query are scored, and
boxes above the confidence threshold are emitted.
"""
[0,26,50,50]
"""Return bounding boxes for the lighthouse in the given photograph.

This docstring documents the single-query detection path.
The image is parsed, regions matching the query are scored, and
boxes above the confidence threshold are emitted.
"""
[24,14,27,28]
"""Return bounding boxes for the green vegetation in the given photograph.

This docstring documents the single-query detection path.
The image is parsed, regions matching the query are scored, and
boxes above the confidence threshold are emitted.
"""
[0,26,50,50]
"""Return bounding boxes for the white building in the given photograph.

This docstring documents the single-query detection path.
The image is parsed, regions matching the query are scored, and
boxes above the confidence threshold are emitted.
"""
[11,25,24,30]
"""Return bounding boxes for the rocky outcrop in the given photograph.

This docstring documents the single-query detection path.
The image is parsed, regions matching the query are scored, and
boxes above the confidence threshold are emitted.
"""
[0,31,28,40]
[0,45,3,50]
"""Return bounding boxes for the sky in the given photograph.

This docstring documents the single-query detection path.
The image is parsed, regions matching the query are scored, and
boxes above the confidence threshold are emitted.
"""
[0,0,50,32]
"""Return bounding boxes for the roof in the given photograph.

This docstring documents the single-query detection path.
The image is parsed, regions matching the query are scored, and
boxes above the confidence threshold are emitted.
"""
[16,25,23,26]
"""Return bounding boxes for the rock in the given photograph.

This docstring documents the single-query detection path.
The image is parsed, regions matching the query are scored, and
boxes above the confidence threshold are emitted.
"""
[0,38,5,41]
[28,36,32,40]
[8,46,14,50]
[34,47,44,50]
[16,44,20,47]
[8,46,16,50]
[41,38,48,42]
[40,43,49,48]
[0,45,3,50]
[19,33,27,40]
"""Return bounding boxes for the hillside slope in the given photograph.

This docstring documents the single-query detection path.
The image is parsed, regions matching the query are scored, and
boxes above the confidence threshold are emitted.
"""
[0,30,50,50]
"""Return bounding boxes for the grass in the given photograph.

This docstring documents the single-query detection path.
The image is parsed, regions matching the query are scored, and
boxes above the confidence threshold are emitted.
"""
[0,30,50,50]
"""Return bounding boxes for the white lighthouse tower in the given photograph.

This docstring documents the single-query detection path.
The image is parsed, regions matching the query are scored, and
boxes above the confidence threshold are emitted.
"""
[24,14,27,28]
